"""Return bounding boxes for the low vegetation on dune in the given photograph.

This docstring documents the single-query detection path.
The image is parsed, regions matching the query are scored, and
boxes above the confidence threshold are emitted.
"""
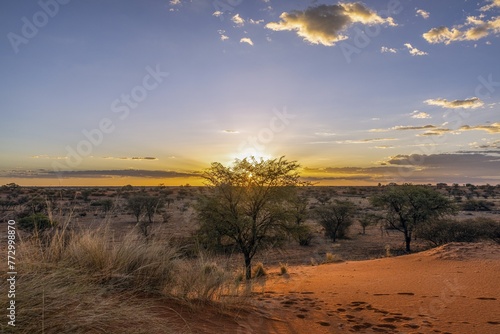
[1,159,500,333]
[0,223,235,334]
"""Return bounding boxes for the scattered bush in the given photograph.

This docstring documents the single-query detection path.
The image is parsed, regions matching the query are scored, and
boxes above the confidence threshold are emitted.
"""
[279,262,288,275]
[324,252,342,263]
[18,213,54,232]
[462,199,495,211]
[417,218,500,246]
[252,262,267,278]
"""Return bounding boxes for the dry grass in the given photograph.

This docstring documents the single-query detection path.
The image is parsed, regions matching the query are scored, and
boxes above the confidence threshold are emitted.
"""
[0,222,234,334]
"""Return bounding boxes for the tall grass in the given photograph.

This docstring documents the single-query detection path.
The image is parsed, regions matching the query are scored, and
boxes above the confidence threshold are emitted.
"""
[0,222,234,334]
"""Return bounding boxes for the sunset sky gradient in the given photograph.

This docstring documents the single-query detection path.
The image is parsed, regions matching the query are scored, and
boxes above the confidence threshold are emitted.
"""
[1,0,499,186]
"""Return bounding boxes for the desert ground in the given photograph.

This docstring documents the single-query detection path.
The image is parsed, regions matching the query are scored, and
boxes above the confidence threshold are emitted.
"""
[1,184,499,333]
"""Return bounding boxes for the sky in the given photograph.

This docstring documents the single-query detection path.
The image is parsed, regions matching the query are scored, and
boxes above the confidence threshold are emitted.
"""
[0,0,499,186]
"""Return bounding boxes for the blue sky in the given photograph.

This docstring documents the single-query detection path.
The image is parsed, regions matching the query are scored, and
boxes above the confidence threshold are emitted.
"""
[1,0,499,186]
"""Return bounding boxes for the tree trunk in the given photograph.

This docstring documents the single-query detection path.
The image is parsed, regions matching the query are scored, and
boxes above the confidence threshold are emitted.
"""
[405,234,412,253]
[244,254,252,280]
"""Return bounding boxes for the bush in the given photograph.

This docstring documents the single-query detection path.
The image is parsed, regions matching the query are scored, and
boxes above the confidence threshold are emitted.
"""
[417,218,500,246]
[18,213,54,232]
[291,224,314,246]
[252,262,267,278]
[462,199,495,211]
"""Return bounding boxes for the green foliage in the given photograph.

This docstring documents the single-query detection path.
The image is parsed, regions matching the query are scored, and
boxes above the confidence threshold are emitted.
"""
[314,200,356,242]
[462,199,495,211]
[195,156,308,279]
[358,213,381,235]
[371,184,456,252]
[417,217,500,246]
[18,213,54,232]
[290,223,314,246]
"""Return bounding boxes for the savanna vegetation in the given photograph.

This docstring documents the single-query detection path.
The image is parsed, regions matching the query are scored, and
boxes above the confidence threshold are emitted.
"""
[1,159,499,333]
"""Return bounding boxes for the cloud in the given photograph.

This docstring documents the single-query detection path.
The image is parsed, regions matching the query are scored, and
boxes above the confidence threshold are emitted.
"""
[0,169,197,179]
[265,3,396,46]
[381,46,397,53]
[480,0,500,11]
[393,124,437,131]
[218,30,229,41]
[103,157,158,161]
[416,9,430,19]
[169,0,181,5]
[423,16,500,44]
[213,11,223,17]
[460,122,500,133]
[222,129,239,133]
[232,13,245,26]
[240,37,254,46]
[411,111,431,119]
[315,131,336,136]
[335,138,398,144]
[417,128,453,136]
[31,155,67,160]
[470,139,500,149]
[424,97,484,109]
[404,43,428,56]
[249,19,264,25]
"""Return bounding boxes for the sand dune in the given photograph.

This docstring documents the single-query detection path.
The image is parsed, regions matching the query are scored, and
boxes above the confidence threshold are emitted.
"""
[221,242,500,334]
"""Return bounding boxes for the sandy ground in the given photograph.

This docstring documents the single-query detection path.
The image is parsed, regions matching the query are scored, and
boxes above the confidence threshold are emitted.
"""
[167,242,499,334]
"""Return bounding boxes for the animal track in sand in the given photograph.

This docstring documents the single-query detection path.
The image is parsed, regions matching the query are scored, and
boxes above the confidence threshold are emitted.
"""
[476,297,496,300]
[397,292,415,296]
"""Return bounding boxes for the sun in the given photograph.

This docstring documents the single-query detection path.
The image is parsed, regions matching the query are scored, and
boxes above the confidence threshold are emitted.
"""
[230,147,273,162]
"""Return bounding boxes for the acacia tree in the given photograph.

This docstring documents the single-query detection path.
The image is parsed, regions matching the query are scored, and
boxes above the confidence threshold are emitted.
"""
[371,184,456,252]
[196,156,307,280]
[314,200,356,242]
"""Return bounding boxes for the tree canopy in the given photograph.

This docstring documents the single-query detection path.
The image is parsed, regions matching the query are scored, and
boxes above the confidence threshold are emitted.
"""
[371,184,456,252]
[196,156,307,279]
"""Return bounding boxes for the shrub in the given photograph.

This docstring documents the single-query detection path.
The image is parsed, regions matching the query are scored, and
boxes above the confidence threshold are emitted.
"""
[18,213,54,232]
[417,218,500,246]
[279,262,288,275]
[252,262,267,278]
[462,199,494,211]
[291,224,314,246]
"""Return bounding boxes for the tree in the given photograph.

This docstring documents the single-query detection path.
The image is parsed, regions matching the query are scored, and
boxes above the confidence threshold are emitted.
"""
[126,196,146,224]
[314,200,356,242]
[126,195,164,238]
[196,156,307,280]
[371,184,456,252]
[358,212,380,235]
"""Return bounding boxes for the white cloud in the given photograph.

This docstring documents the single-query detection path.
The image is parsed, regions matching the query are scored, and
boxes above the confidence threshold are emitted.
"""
[218,30,229,41]
[480,0,500,11]
[423,16,500,44]
[460,122,500,133]
[411,111,431,119]
[169,0,181,5]
[416,9,430,19]
[240,37,254,46]
[212,11,223,17]
[404,43,428,56]
[249,19,264,25]
[381,46,397,53]
[232,13,245,26]
[265,3,396,46]
[424,97,484,109]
